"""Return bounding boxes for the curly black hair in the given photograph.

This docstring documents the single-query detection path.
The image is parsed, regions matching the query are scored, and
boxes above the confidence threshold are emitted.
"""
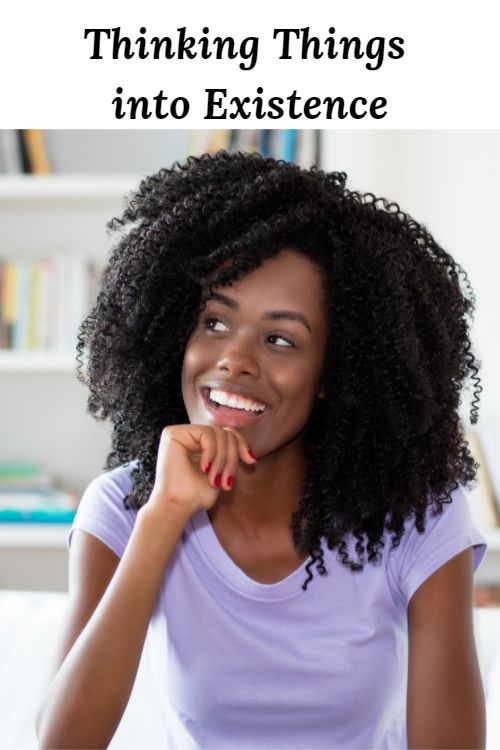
[76,149,482,591]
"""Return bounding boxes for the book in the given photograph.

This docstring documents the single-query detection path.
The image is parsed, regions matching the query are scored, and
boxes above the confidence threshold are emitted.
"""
[22,130,51,174]
[295,130,318,168]
[0,462,53,489]
[0,487,78,524]
[2,261,16,348]
[478,420,500,519]
[260,130,271,157]
[0,255,100,353]
[187,130,213,156]
[0,260,8,348]
[12,259,30,350]
[27,260,38,349]
[206,130,232,152]
[36,258,55,350]
[16,130,31,173]
[232,130,260,153]
[466,431,500,529]
[0,130,23,173]
[474,584,500,608]
[281,129,298,162]
[0,462,77,524]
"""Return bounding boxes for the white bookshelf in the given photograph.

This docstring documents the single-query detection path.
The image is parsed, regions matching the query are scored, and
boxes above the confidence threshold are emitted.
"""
[0,174,140,200]
[0,524,71,548]
[0,171,122,591]
[473,531,500,586]
[0,351,77,372]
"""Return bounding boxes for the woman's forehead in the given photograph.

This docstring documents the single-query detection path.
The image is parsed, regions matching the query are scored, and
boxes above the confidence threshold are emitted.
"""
[206,250,328,332]
[214,249,325,297]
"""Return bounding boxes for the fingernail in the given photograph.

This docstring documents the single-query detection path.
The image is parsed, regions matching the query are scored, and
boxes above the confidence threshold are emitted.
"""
[213,473,222,488]
[248,450,256,461]
[204,462,212,474]
[227,475,233,488]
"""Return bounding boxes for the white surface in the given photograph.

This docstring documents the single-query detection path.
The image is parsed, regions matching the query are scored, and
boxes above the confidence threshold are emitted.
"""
[1,588,499,750]
[0,589,165,750]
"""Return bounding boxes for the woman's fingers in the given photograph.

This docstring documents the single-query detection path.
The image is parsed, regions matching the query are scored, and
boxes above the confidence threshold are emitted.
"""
[186,424,257,490]
[220,429,240,490]
[193,427,217,477]
[206,426,229,489]
[222,427,257,466]
[155,424,257,516]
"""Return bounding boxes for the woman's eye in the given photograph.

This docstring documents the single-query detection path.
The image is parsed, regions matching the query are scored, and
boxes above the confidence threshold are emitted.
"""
[203,316,228,333]
[203,317,295,348]
[268,334,295,348]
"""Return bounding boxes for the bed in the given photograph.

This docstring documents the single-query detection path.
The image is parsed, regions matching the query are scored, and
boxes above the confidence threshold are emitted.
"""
[1,589,500,749]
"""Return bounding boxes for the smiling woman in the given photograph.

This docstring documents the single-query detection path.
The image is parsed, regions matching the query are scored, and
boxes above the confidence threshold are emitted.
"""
[36,151,487,750]
[181,249,327,455]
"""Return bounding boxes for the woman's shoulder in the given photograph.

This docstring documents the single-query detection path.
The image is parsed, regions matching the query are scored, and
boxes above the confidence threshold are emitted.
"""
[385,485,488,608]
[85,459,139,499]
[66,460,140,558]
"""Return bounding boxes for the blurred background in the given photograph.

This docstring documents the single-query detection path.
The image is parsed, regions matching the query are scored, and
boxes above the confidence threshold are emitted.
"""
[0,128,499,593]
[2,129,500,750]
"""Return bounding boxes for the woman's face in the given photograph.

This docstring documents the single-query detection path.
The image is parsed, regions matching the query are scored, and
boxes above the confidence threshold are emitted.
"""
[181,249,328,459]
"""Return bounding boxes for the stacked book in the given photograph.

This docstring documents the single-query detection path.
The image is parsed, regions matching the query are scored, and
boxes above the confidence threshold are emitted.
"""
[467,424,500,532]
[0,130,51,174]
[0,463,78,524]
[188,129,319,167]
[0,256,102,352]
[466,423,500,607]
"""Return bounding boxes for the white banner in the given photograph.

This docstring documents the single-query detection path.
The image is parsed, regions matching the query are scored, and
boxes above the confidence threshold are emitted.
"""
[0,0,498,128]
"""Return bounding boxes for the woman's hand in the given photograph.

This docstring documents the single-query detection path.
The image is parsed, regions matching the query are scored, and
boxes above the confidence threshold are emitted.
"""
[148,424,257,518]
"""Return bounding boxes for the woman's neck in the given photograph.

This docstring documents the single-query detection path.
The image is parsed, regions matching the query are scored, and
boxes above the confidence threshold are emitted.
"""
[208,432,309,537]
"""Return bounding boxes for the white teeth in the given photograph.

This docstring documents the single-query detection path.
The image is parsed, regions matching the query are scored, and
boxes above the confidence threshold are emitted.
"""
[208,389,266,413]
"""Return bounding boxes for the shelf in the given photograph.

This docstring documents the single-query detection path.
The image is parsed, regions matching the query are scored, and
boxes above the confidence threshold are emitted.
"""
[484,528,500,550]
[0,174,141,200]
[0,351,78,373]
[0,524,71,548]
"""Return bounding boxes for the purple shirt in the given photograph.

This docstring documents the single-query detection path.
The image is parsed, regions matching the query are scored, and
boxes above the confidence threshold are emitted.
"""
[67,461,487,749]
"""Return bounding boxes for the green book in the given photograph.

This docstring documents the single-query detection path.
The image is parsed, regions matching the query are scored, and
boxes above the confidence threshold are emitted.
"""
[0,463,52,489]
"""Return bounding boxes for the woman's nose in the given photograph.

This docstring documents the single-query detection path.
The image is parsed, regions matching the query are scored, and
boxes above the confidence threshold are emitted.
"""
[216,339,260,377]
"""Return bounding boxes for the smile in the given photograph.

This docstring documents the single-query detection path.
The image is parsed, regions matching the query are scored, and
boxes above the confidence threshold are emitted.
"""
[200,387,270,428]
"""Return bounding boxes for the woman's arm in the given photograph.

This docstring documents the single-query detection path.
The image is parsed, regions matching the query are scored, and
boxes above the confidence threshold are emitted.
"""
[407,547,486,749]
[36,499,192,749]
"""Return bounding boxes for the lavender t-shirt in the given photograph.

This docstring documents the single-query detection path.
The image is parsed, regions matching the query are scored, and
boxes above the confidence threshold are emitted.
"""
[67,462,487,750]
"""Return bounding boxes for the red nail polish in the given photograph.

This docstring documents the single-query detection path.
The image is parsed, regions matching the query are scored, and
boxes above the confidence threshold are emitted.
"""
[248,450,256,461]
[213,473,222,488]
[227,475,233,488]
[204,462,212,474]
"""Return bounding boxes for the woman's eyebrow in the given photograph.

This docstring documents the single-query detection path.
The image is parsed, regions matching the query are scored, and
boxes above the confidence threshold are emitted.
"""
[207,291,312,333]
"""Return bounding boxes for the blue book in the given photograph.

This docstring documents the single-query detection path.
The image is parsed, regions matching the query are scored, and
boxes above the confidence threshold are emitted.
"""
[0,487,78,524]
[12,260,30,350]
[260,130,271,157]
[281,130,298,163]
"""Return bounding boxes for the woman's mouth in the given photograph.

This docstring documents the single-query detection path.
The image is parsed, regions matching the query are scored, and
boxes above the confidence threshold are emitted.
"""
[200,386,270,428]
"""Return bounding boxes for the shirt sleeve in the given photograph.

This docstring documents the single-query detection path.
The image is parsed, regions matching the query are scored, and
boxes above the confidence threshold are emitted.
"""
[388,485,488,608]
[66,464,138,559]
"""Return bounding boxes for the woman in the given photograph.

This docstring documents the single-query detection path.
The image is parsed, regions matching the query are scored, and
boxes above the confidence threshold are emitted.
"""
[36,151,487,749]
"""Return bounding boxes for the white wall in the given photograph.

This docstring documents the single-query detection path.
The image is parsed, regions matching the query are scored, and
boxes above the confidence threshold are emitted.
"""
[322,130,500,422]
[44,130,191,175]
